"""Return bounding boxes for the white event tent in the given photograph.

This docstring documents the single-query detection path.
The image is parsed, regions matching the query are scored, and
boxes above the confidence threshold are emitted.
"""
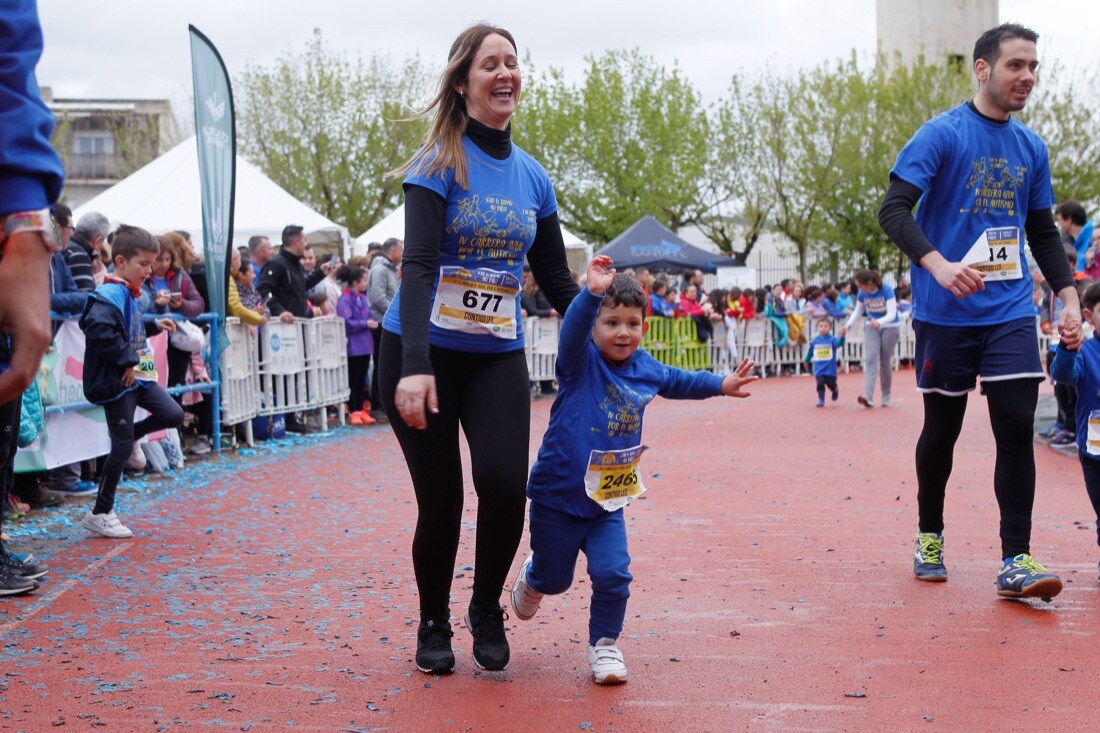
[73,137,350,254]
[354,203,591,262]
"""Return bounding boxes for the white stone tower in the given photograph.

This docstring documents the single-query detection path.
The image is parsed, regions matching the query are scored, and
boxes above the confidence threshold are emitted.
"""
[877,0,999,67]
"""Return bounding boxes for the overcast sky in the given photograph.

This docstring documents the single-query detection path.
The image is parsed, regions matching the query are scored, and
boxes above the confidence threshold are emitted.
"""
[36,0,1098,112]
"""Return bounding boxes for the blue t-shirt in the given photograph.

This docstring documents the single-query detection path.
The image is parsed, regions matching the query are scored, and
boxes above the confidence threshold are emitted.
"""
[807,334,843,377]
[382,136,557,353]
[892,103,1055,327]
[527,290,725,518]
[1051,337,1100,459]
[650,293,674,318]
[856,284,899,326]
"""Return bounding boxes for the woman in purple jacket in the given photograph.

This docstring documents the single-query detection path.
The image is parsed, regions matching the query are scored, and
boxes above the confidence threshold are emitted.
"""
[336,266,378,425]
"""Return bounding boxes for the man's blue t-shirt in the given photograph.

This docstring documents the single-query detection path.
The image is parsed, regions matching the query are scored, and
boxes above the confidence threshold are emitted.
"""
[891,103,1055,327]
[856,284,899,326]
[383,136,557,353]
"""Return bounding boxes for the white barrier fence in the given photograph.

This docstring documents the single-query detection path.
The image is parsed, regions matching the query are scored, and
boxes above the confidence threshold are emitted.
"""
[524,314,1054,378]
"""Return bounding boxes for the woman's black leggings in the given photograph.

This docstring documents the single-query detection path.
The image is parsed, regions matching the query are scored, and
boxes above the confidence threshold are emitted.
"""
[915,379,1038,558]
[378,330,531,622]
[347,354,371,411]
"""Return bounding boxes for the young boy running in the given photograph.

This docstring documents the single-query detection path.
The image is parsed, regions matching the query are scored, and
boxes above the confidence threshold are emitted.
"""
[511,255,757,685]
[804,318,845,407]
[1051,280,1100,580]
[79,225,184,538]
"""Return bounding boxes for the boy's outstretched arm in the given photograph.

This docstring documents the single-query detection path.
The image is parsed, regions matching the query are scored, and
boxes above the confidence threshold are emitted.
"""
[721,358,758,398]
[555,255,617,380]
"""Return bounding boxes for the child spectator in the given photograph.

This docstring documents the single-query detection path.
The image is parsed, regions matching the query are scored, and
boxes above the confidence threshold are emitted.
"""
[739,288,756,320]
[822,286,846,319]
[1051,280,1100,580]
[803,318,845,407]
[511,256,758,685]
[308,290,332,317]
[78,225,185,538]
[649,280,674,318]
[679,284,713,342]
[336,266,377,425]
[665,286,680,316]
[803,285,829,319]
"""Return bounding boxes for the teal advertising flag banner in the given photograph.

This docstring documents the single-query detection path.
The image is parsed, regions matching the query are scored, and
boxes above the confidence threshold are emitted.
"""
[188,25,234,335]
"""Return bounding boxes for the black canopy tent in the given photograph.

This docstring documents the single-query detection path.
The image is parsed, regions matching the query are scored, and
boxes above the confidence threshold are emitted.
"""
[597,215,726,273]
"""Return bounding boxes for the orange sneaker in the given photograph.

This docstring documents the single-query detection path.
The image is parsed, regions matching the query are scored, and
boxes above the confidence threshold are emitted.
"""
[349,411,365,425]
[360,411,377,425]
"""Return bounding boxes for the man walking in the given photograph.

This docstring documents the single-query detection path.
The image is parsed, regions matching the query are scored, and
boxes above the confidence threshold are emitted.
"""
[878,23,1081,600]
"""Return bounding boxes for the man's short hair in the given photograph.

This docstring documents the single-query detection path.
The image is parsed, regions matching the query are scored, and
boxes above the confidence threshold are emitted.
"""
[367,241,383,252]
[603,273,648,314]
[247,235,270,255]
[1056,200,1088,227]
[281,225,304,246]
[973,23,1039,67]
[52,203,72,228]
[382,237,402,254]
[74,211,110,240]
[111,224,159,262]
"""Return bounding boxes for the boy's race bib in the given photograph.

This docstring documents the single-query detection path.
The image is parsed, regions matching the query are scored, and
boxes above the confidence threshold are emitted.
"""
[584,445,648,512]
[963,227,1023,281]
[430,266,519,339]
[134,345,157,382]
[812,344,833,362]
[1087,410,1100,457]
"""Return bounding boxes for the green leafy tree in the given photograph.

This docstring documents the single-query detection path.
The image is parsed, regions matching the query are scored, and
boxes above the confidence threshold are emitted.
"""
[514,50,709,245]
[237,29,431,237]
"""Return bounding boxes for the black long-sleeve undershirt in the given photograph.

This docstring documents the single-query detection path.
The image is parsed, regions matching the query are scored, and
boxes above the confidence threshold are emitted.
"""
[397,126,579,377]
[878,176,1074,296]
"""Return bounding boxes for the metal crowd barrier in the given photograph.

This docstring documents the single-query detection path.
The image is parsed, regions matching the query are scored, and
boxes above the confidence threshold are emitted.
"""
[255,317,351,430]
[525,316,559,382]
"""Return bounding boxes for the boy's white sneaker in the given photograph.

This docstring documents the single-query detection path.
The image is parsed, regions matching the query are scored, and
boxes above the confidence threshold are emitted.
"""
[587,638,627,685]
[81,510,133,539]
[510,555,544,620]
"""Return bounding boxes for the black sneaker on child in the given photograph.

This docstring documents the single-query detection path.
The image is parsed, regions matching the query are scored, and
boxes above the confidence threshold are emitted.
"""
[415,619,455,674]
[0,563,38,597]
[1,547,49,581]
[464,599,510,670]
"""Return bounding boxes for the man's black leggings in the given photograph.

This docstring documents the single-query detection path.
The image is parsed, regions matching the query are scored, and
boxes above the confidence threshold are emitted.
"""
[378,330,531,622]
[96,384,185,515]
[915,378,1039,558]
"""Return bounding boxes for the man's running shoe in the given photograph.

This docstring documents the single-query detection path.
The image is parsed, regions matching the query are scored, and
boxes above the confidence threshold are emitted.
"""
[510,555,544,620]
[415,619,455,674]
[996,554,1062,601]
[914,532,947,582]
[0,564,37,596]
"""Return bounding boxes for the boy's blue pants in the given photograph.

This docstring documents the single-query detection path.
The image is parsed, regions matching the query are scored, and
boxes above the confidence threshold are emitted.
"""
[526,502,632,645]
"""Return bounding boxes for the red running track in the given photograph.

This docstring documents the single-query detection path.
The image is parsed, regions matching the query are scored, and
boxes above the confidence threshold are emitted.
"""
[1,368,1098,732]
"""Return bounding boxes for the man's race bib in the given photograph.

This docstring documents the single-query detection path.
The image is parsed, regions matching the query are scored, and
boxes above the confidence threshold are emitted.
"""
[584,445,648,512]
[134,345,157,382]
[430,267,519,339]
[1087,410,1100,456]
[963,227,1023,281]
[812,344,833,362]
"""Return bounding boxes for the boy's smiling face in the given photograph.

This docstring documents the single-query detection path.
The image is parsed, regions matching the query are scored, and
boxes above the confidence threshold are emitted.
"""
[593,303,648,364]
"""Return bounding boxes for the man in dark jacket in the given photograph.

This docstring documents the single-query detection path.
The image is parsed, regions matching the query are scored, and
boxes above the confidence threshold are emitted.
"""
[257,225,311,323]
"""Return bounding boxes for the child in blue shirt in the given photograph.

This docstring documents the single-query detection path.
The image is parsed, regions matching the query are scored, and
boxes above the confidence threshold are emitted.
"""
[1050,280,1100,580]
[803,318,845,407]
[510,255,758,685]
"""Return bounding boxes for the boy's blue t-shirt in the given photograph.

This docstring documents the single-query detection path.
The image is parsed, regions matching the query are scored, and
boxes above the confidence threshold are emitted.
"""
[855,284,899,326]
[382,136,557,353]
[808,334,842,377]
[1052,336,1100,459]
[527,290,725,518]
[892,103,1055,327]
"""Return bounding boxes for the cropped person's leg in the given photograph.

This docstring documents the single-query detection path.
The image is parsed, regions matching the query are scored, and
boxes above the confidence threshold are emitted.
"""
[915,392,967,535]
[133,385,186,440]
[879,327,900,403]
[582,511,632,645]
[862,326,882,402]
[526,502,586,595]
[93,391,140,516]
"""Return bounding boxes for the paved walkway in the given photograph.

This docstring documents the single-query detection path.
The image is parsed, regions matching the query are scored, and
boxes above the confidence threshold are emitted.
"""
[2,369,1097,732]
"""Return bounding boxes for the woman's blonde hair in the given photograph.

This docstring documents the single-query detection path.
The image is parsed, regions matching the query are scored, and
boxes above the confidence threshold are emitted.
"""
[389,23,517,190]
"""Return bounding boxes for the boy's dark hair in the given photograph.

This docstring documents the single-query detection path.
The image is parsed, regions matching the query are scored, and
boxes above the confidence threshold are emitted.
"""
[110,224,159,262]
[1056,200,1088,227]
[974,23,1038,67]
[816,318,832,330]
[307,291,328,307]
[1081,280,1100,311]
[1065,243,1078,268]
[651,279,667,295]
[604,273,647,314]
